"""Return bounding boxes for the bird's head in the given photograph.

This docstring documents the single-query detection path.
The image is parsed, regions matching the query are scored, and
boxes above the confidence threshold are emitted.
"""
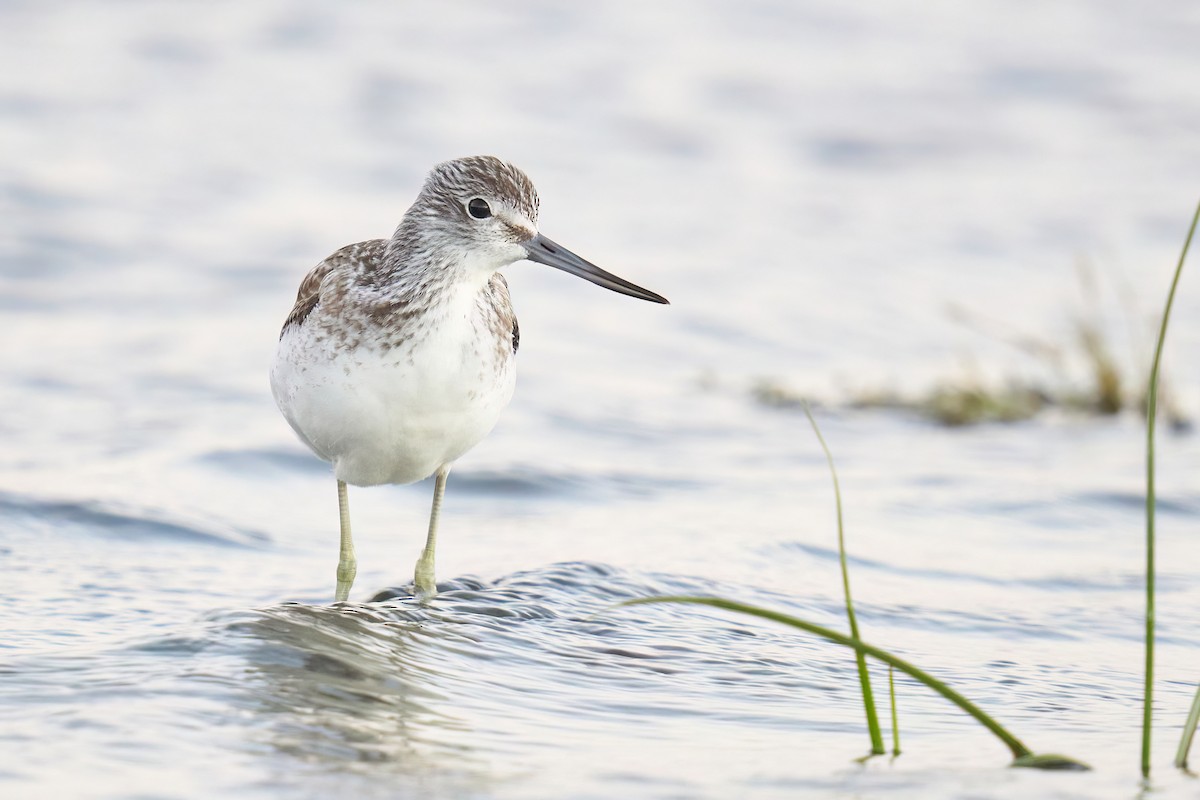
[400,155,668,304]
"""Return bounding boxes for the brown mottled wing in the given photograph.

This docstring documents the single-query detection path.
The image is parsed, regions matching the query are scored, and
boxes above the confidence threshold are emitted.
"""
[280,264,331,335]
[484,272,519,356]
[280,240,386,337]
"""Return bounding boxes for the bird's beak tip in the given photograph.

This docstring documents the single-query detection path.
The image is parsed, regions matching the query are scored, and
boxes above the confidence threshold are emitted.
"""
[524,233,670,306]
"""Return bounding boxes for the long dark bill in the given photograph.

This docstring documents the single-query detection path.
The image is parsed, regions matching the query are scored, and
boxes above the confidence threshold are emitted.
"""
[524,233,669,304]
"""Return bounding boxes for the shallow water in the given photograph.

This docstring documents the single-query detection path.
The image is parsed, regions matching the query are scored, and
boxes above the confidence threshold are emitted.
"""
[3,1,1200,798]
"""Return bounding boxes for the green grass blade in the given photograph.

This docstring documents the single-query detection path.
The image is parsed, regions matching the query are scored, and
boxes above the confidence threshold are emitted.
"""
[889,665,901,757]
[1175,682,1200,769]
[1144,198,1200,778]
[802,402,885,755]
[617,596,1089,770]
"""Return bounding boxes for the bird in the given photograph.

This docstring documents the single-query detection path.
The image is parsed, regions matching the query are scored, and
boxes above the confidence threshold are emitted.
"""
[270,156,669,603]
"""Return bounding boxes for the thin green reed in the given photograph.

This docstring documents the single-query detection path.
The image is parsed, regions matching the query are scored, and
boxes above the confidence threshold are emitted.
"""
[1176,686,1200,769]
[617,596,1088,770]
[802,402,884,755]
[889,666,901,757]
[1144,198,1200,777]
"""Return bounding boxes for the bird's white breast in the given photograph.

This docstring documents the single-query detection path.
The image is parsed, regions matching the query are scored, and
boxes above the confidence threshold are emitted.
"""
[270,284,516,487]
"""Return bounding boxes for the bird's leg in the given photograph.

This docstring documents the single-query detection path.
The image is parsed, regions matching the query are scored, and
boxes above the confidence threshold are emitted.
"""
[335,479,356,602]
[413,467,449,602]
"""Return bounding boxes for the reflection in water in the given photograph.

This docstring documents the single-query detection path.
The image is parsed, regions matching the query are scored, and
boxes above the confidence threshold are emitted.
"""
[203,564,863,794]
[227,602,496,794]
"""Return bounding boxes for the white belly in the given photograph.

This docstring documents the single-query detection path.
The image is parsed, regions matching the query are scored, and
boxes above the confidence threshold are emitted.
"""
[270,314,516,487]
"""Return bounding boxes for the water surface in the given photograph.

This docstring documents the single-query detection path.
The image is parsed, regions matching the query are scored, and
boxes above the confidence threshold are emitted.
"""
[2,1,1200,798]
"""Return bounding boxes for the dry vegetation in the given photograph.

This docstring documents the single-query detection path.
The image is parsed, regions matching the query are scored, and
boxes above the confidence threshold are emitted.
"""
[750,261,1192,430]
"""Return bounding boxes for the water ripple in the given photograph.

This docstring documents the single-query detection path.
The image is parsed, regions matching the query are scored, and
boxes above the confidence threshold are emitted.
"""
[0,491,269,548]
[175,562,861,769]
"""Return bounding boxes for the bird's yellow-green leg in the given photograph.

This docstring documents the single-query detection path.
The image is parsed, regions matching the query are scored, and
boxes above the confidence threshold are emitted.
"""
[335,480,356,602]
[414,468,449,602]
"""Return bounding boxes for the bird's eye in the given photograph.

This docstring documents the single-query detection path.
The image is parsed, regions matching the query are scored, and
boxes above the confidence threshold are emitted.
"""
[467,198,492,219]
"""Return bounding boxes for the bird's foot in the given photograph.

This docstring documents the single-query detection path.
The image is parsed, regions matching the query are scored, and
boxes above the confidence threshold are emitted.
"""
[413,556,437,604]
[414,582,438,604]
[334,561,357,603]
